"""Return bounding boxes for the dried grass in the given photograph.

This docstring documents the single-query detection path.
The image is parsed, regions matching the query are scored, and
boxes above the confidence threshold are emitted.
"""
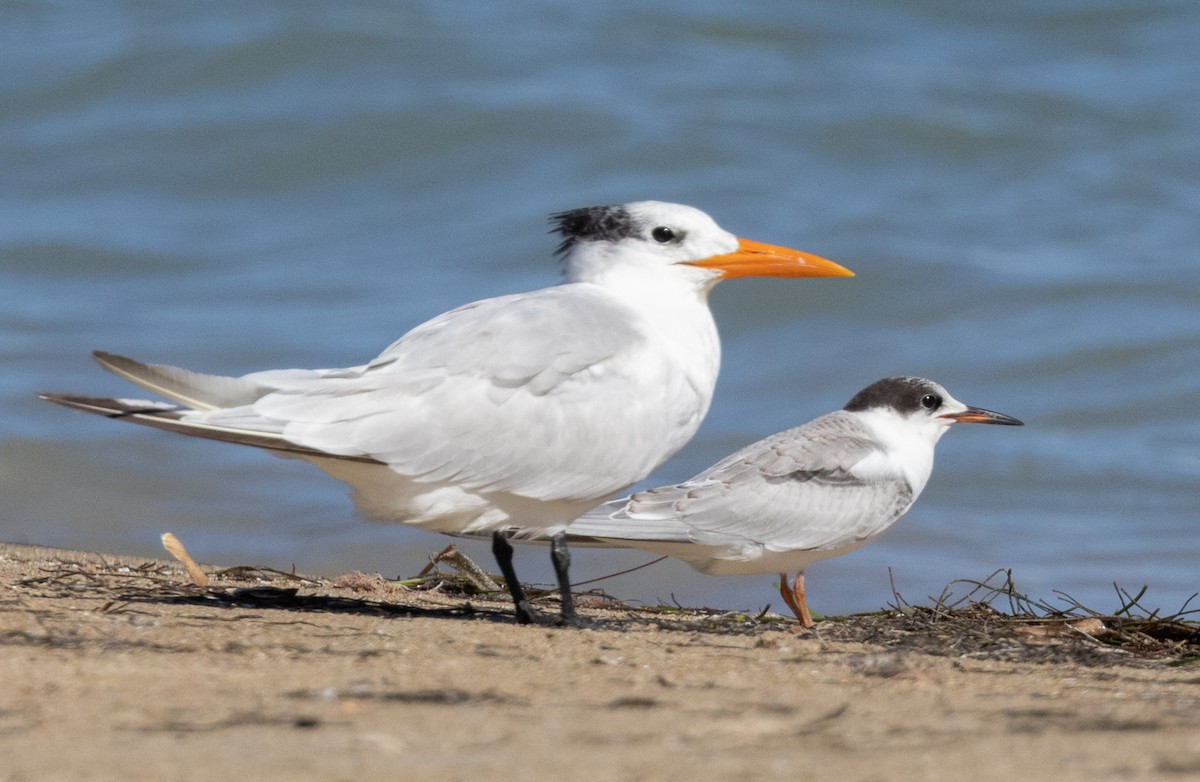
[813,568,1200,668]
[7,547,1198,667]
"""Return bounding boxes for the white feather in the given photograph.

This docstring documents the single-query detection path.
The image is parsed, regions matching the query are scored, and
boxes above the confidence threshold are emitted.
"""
[60,201,848,538]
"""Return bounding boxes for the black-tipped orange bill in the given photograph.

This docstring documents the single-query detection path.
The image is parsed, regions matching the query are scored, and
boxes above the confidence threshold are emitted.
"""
[941,407,1024,426]
[687,238,854,279]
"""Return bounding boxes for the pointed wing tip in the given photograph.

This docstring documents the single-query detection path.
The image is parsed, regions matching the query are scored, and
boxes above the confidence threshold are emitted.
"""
[38,391,111,411]
[38,392,114,417]
[37,392,181,417]
[91,350,130,368]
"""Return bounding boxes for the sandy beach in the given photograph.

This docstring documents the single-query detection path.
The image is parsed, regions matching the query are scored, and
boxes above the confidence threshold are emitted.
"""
[2,540,1198,782]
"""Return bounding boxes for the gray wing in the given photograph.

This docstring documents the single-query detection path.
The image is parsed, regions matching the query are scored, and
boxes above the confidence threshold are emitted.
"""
[566,410,915,554]
[36,394,379,464]
[182,285,708,502]
[92,351,297,410]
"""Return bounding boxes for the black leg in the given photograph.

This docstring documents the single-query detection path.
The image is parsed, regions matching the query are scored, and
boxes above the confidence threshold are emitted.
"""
[492,531,537,625]
[550,532,577,626]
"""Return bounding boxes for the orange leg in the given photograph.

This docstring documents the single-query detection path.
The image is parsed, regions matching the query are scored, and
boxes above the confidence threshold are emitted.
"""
[778,572,814,628]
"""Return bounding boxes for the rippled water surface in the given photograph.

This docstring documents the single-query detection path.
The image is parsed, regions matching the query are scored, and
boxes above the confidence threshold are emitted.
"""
[3,1,1198,617]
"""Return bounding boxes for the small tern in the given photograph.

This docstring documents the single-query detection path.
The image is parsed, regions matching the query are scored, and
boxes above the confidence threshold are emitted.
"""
[40,200,852,626]
[554,376,1022,626]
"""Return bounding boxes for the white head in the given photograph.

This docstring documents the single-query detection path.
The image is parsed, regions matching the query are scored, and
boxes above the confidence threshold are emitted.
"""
[844,376,1023,495]
[549,200,852,289]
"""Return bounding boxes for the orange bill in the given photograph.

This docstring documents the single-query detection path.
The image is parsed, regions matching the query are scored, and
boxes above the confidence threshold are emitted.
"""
[687,238,854,279]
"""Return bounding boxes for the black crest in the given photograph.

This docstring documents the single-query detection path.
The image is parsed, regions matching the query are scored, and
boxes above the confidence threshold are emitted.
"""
[549,205,638,255]
[843,376,938,415]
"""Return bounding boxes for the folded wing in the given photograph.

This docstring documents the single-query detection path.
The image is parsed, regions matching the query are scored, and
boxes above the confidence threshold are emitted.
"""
[567,411,916,557]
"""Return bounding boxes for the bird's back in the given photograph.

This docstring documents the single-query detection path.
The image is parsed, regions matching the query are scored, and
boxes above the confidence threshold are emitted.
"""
[564,410,919,574]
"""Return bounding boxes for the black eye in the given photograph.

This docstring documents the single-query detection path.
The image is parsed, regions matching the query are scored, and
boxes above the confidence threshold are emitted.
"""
[651,226,676,243]
[921,394,942,410]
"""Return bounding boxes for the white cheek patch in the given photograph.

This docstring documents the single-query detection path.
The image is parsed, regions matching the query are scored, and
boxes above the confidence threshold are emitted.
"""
[846,407,946,497]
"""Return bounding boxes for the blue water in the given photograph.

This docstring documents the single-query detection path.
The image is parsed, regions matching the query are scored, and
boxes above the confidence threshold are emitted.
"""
[3,1,1198,618]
